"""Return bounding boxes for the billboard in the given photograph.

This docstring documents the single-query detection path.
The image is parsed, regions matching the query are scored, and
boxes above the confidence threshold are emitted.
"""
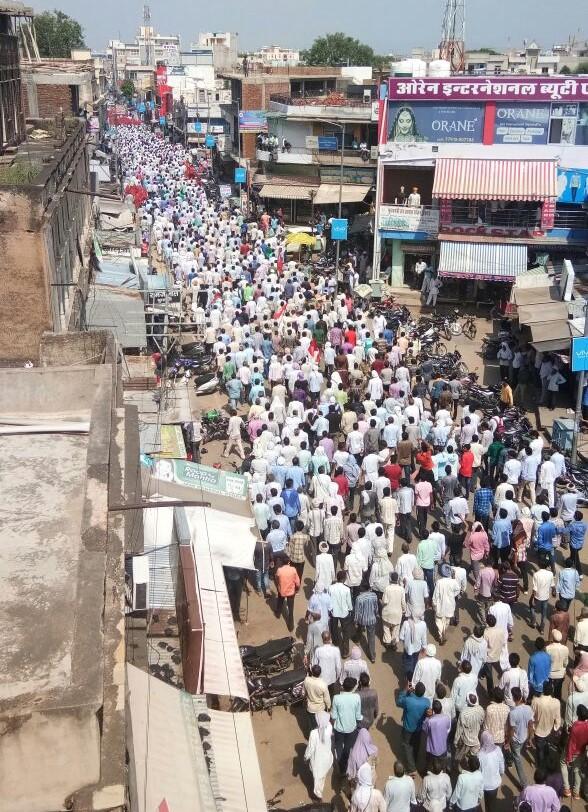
[494,103,550,144]
[238,110,268,131]
[557,167,588,205]
[388,102,484,144]
[379,205,440,236]
[331,218,348,240]
[388,76,588,102]
[572,337,588,372]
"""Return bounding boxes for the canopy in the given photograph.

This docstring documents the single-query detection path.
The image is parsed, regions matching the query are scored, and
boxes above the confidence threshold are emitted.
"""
[438,241,528,281]
[313,183,371,205]
[285,231,316,246]
[432,158,557,201]
[530,320,574,353]
[259,183,311,200]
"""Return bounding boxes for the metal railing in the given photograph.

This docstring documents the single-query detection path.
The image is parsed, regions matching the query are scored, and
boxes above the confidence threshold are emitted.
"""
[449,203,588,230]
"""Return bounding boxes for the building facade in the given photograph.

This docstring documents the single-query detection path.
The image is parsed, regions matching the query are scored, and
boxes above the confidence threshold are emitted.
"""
[373,75,588,303]
[0,1,28,152]
[0,118,93,362]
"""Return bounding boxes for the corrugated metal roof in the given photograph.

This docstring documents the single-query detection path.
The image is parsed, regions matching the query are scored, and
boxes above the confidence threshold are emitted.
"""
[438,241,527,281]
[314,183,371,205]
[87,286,147,348]
[432,158,557,201]
[259,183,312,200]
[147,544,177,610]
[126,664,217,812]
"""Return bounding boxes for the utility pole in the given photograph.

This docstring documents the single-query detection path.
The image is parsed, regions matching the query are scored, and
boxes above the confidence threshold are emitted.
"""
[335,122,345,276]
[571,297,588,464]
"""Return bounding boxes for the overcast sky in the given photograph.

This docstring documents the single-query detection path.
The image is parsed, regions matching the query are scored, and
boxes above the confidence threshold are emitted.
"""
[32,0,585,54]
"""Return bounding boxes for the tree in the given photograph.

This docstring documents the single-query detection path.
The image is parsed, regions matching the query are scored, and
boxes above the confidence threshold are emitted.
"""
[476,47,500,55]
[301,33,377,67]
[576,61,588,74]
[120,80,136,99]
[559,65,571,74]
[34,10,85,58]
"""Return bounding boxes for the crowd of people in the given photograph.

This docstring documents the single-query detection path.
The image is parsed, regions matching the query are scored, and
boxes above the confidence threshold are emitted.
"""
[113,123,588,811]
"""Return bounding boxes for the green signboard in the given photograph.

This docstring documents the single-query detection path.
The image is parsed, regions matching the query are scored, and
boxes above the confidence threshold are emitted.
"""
[142,455,248,500]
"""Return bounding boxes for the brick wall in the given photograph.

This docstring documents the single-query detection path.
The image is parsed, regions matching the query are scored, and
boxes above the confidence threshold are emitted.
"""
[241,79,290,158]
[23,83,74,118]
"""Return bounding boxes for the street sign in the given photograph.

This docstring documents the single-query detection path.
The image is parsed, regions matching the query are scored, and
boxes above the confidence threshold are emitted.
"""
[318,136,339,151]
[234,167,246,183]
[205,134,215,147]
[572,336,588,371]
[331,218,348,241]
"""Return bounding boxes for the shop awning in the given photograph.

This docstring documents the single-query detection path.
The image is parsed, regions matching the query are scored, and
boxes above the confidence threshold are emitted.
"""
[517,302,572,325]
[313,183,371,205]
[432,158,557,201]
[512,284,561,306]
[530,320,574,353]
[259,183,312,200]
[438,241,527,281]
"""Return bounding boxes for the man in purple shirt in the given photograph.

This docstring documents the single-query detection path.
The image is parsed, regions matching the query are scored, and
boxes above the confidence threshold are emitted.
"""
[421,698,451,761]
[519,769,561,812]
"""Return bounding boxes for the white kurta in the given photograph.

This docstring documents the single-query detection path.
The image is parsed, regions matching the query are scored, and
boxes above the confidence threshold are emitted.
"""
[304,725,334,799]
[432,577,460,618]
[412,656,442,700]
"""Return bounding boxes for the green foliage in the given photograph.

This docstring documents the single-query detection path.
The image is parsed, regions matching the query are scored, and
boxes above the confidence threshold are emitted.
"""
[301,33,378,67]
[34,10,85,58]
[559,65,571,75]
[476,47,500,55]
[576,61,588,74]
[0,162,41,185]
[120,80,136,99]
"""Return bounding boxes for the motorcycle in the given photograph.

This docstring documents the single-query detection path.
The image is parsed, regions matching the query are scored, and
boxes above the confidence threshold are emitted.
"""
[195,375,220,396]
[232,667,307,715]
[239,636,296,676]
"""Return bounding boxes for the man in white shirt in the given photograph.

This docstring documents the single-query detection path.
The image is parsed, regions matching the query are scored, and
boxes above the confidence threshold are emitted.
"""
[575,607,588,648]
[312,631,342,689]
[384,762,417,812]
[399,613,428,680]
[451,660,479,713]
[503,450,522,486]
[529,559,555,633]
[500,652,529,707]
[223,409,245,459]
[488,599,514,639]
[432,564,461,644]
[412,644,442,700]
[518,447,540,505]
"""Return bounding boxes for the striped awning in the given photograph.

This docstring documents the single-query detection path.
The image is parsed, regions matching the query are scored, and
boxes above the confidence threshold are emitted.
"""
[438,241,528,281]
[432,158,557,201]
[259,183,312,200]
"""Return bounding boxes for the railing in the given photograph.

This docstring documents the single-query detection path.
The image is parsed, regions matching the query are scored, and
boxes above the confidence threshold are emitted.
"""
[553,209,588,229]
[270,92,374,107]
[449,203,541,229]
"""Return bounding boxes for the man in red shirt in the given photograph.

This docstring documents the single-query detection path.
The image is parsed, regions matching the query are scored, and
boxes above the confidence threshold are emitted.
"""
[563,704,588,798]
[332,466,350,503]
[384,453,402,492]
[459,443,475,497]
[275,557,301,632]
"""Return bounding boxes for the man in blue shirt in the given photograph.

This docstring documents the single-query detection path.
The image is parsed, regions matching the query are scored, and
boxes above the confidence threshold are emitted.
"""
[331,676,362,773]
[491,507,512,567]
[281,478,301,529]
[527,637,552,698]
[557,557,581,610]
[535,512,557,568]
[396,681,430,774]
[563,510,588,576]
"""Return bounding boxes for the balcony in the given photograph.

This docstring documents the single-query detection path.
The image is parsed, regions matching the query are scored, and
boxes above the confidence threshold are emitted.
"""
[440,203,588,240]
[269,93,376,122]
[256,144,377,167]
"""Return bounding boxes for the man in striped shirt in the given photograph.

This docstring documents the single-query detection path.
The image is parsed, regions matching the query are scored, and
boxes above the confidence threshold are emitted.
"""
[496,561,520,605]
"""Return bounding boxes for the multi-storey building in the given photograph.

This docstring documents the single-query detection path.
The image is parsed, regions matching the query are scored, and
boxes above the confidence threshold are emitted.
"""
[372,74,588,315]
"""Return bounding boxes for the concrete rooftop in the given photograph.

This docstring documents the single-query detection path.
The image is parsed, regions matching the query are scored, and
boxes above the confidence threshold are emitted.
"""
[0,433,88,701]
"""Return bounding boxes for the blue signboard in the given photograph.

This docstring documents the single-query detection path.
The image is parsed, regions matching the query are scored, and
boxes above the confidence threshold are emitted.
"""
[205,134,216,147]
[238,110,268,131]
[388,102,484,144]
[318,135,339,151]
[572,337,588,372]
[494,103,550,144]
[234,167,247,183]
[557,167,588,205]
[331,218,348,241]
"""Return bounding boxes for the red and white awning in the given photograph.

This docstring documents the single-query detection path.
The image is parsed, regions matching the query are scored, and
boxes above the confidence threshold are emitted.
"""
[432,158,557,201]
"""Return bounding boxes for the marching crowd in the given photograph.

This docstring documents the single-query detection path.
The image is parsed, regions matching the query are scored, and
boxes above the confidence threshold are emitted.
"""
[114,124,588,811]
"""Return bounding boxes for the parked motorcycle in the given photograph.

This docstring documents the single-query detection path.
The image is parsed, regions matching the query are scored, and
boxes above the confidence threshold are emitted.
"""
[239,636,296,677]
[232,667,307,715]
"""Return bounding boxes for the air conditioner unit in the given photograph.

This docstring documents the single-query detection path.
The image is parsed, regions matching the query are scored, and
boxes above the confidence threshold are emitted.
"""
[125,554,149,613]
[363,89,371,102]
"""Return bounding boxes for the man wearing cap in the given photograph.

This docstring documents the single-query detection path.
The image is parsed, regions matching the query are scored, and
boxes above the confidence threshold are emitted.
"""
[412,644,442,701]
[545,628,569,700]
[432,563,461,645]
[454,693,485,760]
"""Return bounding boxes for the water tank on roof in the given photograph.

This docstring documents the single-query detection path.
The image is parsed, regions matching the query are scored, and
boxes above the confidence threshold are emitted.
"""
[428,59,452,77]
[391,59,427,78]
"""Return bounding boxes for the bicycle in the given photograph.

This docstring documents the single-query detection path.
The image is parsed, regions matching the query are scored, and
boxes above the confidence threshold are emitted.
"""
[462,314,477,340]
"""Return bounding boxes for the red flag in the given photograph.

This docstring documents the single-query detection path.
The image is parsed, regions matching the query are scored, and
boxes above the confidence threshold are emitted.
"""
[158,801,170,812]
[273,303,287,320]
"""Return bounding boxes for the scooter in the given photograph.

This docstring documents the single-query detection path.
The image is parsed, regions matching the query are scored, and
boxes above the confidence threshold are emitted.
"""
[195,375,220,396]
[239,636,296,677]
[232,667,306,715]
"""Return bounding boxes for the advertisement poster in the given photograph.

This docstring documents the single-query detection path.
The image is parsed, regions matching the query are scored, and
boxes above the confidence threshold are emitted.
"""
[494,104,550,144]
[379,205,440,236]
[143,455,248,500]
[238,110,268,131]
[557,167,588,204]
[388,76,588,102]
[575,103,588,145]
[388,102,484,143]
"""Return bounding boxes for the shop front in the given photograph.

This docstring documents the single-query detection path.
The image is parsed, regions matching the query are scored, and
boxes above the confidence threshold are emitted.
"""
[437,240,528,306]
[377,203,439,286]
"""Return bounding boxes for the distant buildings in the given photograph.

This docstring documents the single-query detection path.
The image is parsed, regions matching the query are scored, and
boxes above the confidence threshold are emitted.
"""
[250,44,301,68]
